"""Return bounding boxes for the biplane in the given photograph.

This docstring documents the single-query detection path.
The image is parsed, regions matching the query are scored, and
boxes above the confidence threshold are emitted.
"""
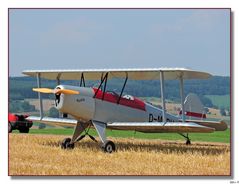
[22,68,227,153]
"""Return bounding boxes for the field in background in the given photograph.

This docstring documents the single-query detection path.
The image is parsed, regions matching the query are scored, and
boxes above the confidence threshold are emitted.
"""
[206,95,230,109]
[26,99,54,112]
[9,134,230,175]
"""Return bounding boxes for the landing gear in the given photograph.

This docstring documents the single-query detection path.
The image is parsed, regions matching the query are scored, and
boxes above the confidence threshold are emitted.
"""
[179,133,191,145]
[61,121,116,153]
[61,138,75,149]
[61,121,90,150]
[60,121,96,150]
[102,140,116,153]
[92,121,116,153]
[75,126,98,143]
[186,139,191,145]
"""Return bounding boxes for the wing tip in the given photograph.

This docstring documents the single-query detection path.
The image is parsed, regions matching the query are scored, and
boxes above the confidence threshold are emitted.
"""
[219,120,228,131]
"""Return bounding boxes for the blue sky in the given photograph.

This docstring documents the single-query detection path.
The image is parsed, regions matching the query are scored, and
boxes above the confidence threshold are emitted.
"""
[9,9,230,76]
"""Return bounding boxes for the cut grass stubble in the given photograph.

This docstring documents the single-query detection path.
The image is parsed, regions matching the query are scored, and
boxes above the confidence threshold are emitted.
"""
[9,134,230,176]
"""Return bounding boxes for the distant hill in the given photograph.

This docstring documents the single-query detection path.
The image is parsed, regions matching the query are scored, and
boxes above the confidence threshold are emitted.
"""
[205,95,230,109]
[9,76,230,108]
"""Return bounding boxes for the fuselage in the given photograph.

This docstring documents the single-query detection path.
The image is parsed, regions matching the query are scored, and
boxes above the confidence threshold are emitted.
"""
[55,85,180,124]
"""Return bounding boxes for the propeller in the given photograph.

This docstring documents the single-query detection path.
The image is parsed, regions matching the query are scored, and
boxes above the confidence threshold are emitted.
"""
[32,88,79,95]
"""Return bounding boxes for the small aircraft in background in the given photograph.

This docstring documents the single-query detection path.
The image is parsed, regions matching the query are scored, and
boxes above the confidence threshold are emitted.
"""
[22,68,227,153]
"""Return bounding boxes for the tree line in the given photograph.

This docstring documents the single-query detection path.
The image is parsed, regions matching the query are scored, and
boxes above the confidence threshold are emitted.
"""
[9,76,230,109]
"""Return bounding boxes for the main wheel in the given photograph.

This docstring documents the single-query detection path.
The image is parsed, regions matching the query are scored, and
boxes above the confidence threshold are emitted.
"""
[8,122,12,133]
[61,138,75,149]
[102,140,116,153]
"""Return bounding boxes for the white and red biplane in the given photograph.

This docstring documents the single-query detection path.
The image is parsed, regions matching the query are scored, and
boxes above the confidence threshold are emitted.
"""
[23,68,227,153]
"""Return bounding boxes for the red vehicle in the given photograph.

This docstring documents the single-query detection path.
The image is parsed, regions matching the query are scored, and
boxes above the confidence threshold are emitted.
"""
[8,113,33,133]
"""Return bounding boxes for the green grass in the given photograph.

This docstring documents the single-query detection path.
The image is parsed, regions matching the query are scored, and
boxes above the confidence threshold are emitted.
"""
[32,122,55,128]
[13,127,230,143]
[206,95,230,109]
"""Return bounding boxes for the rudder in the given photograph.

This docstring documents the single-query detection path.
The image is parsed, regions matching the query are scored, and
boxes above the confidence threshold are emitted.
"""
[180,93,206,119]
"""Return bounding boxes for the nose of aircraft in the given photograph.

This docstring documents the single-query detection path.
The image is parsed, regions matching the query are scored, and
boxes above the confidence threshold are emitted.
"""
[33,86,80,107]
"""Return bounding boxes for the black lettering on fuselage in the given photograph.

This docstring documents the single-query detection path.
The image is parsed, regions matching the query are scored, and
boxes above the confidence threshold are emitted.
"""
[76,98,85,103]
[149,114,154,122]
[149,114,163,122]
[149,113,176,122]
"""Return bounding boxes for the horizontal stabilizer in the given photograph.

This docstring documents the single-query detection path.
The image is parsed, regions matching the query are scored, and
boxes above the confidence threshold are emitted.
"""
[26,116,78,127]
[107,122,215,133]
[186,119,228,131]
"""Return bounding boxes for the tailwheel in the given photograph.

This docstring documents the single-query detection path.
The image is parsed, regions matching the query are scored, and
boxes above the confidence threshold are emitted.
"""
[102,140,116,153]
[61,138,75,149]
[186,139,191,145]
[178,133,191,145]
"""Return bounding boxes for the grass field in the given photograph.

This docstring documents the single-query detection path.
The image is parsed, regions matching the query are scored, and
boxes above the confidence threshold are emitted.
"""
[9,134,230,175]
[13,127,230,143]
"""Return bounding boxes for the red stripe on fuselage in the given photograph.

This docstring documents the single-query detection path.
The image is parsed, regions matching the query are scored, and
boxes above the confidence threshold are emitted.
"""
[179,110,206,118]
[93,88,146,111]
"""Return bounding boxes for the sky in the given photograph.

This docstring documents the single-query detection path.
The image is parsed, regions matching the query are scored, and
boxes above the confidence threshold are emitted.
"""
[9,9,230,76]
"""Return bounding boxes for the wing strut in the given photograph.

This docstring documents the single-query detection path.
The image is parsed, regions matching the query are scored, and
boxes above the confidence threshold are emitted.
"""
[179,75,185,122]
[117,72,128,104]
[160,71,166,123]
[93,72,108,99]
[37,73,43,119]
[56,73,61,118]
[92,120,106,143]
[56,73,61,85]
[80,73,86,87]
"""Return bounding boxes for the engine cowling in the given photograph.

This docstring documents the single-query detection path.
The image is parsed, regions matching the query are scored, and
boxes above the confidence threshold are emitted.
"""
[55,85,95,121]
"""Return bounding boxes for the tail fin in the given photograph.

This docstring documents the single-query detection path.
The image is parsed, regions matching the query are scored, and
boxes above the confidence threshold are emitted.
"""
[180,93,206,119]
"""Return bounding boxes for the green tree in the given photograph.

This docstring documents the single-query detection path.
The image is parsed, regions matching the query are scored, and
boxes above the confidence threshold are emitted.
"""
[38,123,46,129]
[200,96,214,108]
[49,107,59,118]
[220,107,226,116]
[9,100,35,113]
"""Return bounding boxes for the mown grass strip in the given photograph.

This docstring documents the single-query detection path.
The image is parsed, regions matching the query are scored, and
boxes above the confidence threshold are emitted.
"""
[11,127,230,143]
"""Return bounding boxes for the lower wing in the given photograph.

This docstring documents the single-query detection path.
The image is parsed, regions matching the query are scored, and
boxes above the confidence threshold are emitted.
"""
[185,119,228,131]
[107,122,215,133]
[26,116,78,128]
[26,116,223,133]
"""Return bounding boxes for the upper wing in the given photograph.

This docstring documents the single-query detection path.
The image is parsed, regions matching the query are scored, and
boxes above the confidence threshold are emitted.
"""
[27,116,78,128]
[107,122,215,133]
[22,68,211,81]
